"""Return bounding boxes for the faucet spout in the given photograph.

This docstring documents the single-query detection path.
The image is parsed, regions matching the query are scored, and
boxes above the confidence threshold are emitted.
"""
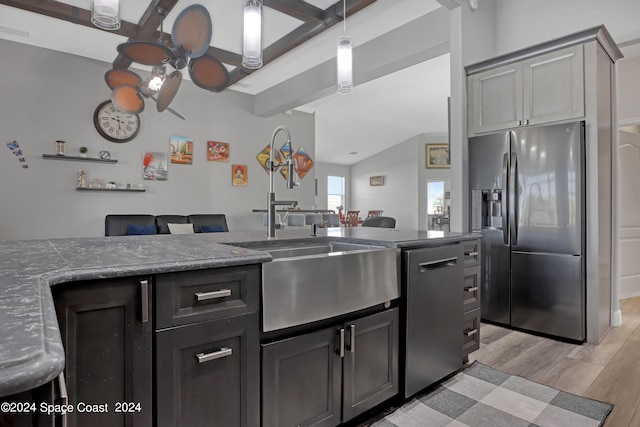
[266,126,298,239]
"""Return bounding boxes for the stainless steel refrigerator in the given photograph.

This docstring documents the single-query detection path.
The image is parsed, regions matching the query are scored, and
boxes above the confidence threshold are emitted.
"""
[469,120,585,341]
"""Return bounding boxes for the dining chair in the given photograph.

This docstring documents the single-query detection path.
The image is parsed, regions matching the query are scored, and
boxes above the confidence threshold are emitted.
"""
[367,210,383,218]
[343,210,360,227]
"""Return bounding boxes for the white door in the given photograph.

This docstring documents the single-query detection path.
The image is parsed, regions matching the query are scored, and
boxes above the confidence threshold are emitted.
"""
[618,130,640,298]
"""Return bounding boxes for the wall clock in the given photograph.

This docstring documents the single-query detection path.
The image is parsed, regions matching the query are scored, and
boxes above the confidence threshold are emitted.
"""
[93,100,140,143]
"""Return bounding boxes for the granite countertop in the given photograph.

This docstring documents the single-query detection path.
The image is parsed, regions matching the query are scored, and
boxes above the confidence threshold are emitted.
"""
[0,228,479,398]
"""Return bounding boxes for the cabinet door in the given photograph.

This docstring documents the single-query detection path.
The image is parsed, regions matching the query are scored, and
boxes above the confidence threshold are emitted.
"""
[342,309,399,421]
[468,62,523,135]
[156,313,259,427]
[54,277,153,427]
[523,44,584,126]
[262,328,342,427]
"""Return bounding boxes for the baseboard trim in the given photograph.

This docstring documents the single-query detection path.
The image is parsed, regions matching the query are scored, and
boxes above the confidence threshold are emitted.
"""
[612,309,622,327]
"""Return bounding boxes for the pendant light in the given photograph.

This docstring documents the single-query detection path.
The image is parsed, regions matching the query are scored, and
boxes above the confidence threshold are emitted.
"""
[91,0,120,30]
[336,0,353,94]
[243,0,263,69]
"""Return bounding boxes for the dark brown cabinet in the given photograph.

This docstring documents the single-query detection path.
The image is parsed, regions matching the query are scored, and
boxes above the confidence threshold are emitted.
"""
[155,266,260,427]
[262,308,399,427]
[53,276,153,427]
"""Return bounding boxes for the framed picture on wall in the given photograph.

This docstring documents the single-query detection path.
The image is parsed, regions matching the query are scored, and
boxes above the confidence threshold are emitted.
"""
[207,141,229,161]
[232,164,248,186]
[369,176,385,186]
[425,144,450,169]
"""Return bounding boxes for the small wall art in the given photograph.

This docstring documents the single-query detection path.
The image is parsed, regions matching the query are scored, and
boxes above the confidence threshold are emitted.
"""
[425,144,450,169]
[370,176,385,186]
[293,147,314,179]
[6,141,29,169]
[232,164,248,186]
[207,141,229,162]
[171,135,193,165]
[143,151,168,181]
[256,145,284,175]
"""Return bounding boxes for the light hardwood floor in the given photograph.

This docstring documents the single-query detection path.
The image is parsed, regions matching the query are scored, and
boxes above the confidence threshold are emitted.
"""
[468,296,640,427]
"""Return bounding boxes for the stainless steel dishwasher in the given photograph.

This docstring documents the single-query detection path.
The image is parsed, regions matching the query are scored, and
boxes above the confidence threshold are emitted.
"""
[403,244,464,397]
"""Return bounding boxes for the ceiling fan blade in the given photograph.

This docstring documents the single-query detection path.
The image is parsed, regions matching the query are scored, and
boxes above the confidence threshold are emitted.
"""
[117,41,172,66]
[111,84,145,114]
[189,55,229,92]
[104,69,142,90]
[149,96,186,120]
[172,4,212,59]
[156,70,182,113]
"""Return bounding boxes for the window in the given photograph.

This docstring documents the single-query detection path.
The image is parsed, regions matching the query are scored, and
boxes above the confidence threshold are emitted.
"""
[327,176,345,213]
[427,181,445,215]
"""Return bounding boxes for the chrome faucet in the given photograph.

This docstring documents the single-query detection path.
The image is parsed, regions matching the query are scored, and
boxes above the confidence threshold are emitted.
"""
[267,125,298,239]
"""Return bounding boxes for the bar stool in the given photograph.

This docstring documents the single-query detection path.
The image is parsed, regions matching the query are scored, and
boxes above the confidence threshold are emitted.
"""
[305,213,323,225]
[324,214,340,227]
[286,213,305,229]
[263,213,281,227]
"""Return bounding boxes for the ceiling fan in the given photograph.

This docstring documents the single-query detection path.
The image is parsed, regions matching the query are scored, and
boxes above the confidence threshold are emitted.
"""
[104,4,229,119]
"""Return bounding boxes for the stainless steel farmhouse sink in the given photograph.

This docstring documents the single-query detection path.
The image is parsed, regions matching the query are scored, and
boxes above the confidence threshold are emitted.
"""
[226,239,400,331]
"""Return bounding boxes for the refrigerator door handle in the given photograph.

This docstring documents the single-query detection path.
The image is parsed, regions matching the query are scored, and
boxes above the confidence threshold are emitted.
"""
[501,152,509,245]
[510,152,518,246]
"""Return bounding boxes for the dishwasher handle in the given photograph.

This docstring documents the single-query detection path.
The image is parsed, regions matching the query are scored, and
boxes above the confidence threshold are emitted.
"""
[418,257,457,273]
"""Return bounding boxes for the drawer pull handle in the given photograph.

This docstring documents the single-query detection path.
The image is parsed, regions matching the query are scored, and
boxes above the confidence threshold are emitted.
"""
[418,257,457,273]
[466,251,479,257]
[140,280,149,323]
[195,289,232,301]
[337,328,345,358]
[464,328,478,337]
[58,372,69,427]
[196,347,233,363]
[348,324,356,353]
[464,286,479,292]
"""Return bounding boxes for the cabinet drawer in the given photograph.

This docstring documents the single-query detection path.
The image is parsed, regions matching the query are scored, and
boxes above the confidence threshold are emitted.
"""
[156,265,259,329]
[463,266,481,312]
[462,308,481,357]
[463,240,480,267]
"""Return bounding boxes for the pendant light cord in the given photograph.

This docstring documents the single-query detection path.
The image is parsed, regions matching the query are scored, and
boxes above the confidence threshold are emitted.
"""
[343,0,346,34]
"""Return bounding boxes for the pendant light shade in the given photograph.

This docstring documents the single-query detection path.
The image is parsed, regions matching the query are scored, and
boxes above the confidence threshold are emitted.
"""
[91,0,120,30]
[336,0,353,94]
[243,0,263,69]
[336,35,353,95]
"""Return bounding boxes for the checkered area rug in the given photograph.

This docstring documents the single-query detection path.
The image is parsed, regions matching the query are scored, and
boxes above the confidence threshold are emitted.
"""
[372,362,612,427]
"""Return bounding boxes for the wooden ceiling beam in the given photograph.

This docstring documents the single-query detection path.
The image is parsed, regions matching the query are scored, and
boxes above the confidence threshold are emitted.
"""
[261,0,376,66]
[263,0,324,24]
[2,0,376,92]
[324,0,377,26]
[112,0,180,70]
[0,0,137,38]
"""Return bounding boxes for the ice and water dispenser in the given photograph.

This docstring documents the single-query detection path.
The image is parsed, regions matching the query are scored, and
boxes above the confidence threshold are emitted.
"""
[471,189,502,232]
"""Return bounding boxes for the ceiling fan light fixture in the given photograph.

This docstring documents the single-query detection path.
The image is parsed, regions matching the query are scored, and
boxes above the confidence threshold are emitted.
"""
[91,0,120,31]
[148,65,167,92]
[242,0,263,69]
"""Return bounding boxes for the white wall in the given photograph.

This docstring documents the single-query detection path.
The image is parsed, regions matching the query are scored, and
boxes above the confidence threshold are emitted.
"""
[349,134,450,230]
[314,163,352,210]
[618,56,640,123]
[492,0,640,58]
[0,39,315,240]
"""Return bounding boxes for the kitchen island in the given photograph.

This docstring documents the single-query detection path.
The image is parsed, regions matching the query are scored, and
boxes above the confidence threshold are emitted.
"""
[0,227,479,426]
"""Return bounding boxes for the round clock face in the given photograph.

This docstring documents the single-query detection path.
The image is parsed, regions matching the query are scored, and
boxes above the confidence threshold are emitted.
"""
[93,100,140,143]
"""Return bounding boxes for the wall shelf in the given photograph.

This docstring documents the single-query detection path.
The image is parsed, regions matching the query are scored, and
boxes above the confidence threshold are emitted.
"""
[42,154,117,163]
[76,187,145,193]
